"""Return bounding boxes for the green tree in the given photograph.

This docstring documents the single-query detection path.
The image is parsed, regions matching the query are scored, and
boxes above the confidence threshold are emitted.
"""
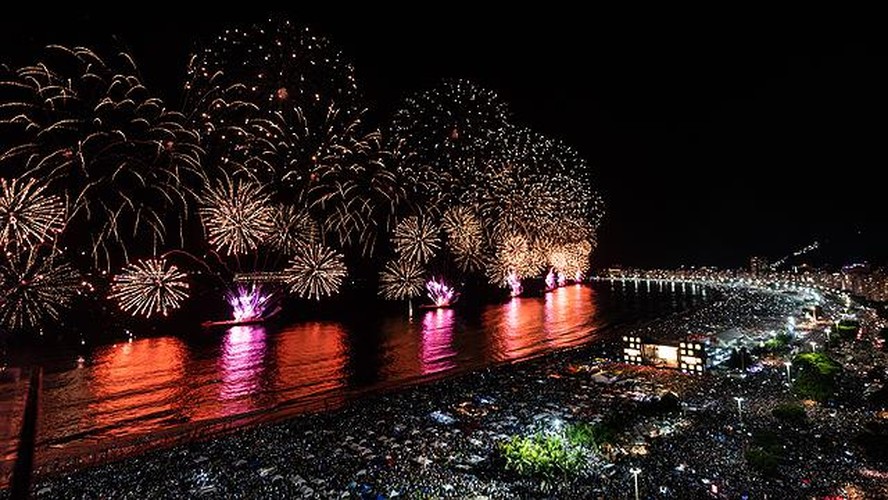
[792,352,841,402]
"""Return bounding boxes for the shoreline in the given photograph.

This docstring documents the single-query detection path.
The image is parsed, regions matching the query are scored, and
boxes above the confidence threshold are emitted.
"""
[7,285,888,498]
[14,309,632,485]
[2,282,708,487]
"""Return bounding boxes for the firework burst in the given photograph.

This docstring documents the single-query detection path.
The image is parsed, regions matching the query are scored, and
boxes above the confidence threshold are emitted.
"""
[0,45,203,268]
[548,247,571,274]
[489,232,544,283]
[0,250,81,331]
[393,215,440,265]
[426,277,458,307]
[266,204,319,255]
[226,284,275,322]
[185,19,362,194]
[283,243,347,300]
[0,178,66,250]
[109,258,190,318]
[564,240,593,280]
[389,79,509,206]
[308,131,405,255]
[199,177,275,255]
[506,271,523,297]
[379,256,425,301]
[441,205,486,272]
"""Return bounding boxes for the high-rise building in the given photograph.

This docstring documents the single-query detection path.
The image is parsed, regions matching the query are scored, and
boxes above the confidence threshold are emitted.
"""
[749,256,769,275]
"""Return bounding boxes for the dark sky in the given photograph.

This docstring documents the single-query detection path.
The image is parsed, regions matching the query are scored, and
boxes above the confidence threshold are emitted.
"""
[2,8,884,269]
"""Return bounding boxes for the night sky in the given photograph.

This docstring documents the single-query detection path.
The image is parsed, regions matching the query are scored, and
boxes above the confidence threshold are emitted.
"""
[2,9,884,269]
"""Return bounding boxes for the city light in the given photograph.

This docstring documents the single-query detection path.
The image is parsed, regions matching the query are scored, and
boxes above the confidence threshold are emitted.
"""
[629,467,642,500]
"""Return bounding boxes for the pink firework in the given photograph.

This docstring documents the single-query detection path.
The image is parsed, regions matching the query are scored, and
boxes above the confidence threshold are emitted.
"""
[226,285,273,322]
[507,271,523,297]
[426,278,459,307]
[575,270,584,282]
[557,271,567,287]
[545,269,557,290]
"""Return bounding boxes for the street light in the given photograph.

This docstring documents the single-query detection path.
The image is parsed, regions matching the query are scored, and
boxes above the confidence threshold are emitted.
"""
[784,361,792,385]
[629,467,641,500]
[734,396,745,421]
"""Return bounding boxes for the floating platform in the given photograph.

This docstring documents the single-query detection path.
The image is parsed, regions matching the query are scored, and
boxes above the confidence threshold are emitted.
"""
[201,307,281,329]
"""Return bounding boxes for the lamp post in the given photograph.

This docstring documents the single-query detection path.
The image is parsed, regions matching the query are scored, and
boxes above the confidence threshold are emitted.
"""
[629,467,641,500]
[784,361,792,385]
[734,396,745,421]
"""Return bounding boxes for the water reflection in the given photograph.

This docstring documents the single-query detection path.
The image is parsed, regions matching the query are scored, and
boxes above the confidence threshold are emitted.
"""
[420,309,456,374]
[86,338,187,436]
[16,283,706,473]
[273,322,348,409]
[543,285,595,350]
[499,298,545,361]
[219,326,267,416]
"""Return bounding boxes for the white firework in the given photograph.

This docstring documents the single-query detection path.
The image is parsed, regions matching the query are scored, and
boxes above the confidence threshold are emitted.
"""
[199,177,275,255]
[392,215,440,265]
[379,257,425,300]
[283,243,347,300]
[0,178,66,250]
[109,258,190,318]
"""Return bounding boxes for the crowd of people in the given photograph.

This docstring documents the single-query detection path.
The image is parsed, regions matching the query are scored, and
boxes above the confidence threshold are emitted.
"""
[12,284,888,498]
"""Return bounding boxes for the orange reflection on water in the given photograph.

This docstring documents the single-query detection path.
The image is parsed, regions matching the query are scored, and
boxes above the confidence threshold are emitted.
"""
[272,321,348,409]
[545,285,596,349]
[544,287,571,332]
[420,308,456,374]
[498,297,546,361]
[219,326,268,417]
[86,337,187,435]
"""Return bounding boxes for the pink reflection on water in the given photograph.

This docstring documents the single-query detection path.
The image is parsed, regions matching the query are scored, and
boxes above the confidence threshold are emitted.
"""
[544,286,572,336]
[219,326,267,415]
[420,308,456,374]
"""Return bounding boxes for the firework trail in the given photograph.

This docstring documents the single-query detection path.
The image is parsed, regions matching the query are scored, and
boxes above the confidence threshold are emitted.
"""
[0,45,204,268]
